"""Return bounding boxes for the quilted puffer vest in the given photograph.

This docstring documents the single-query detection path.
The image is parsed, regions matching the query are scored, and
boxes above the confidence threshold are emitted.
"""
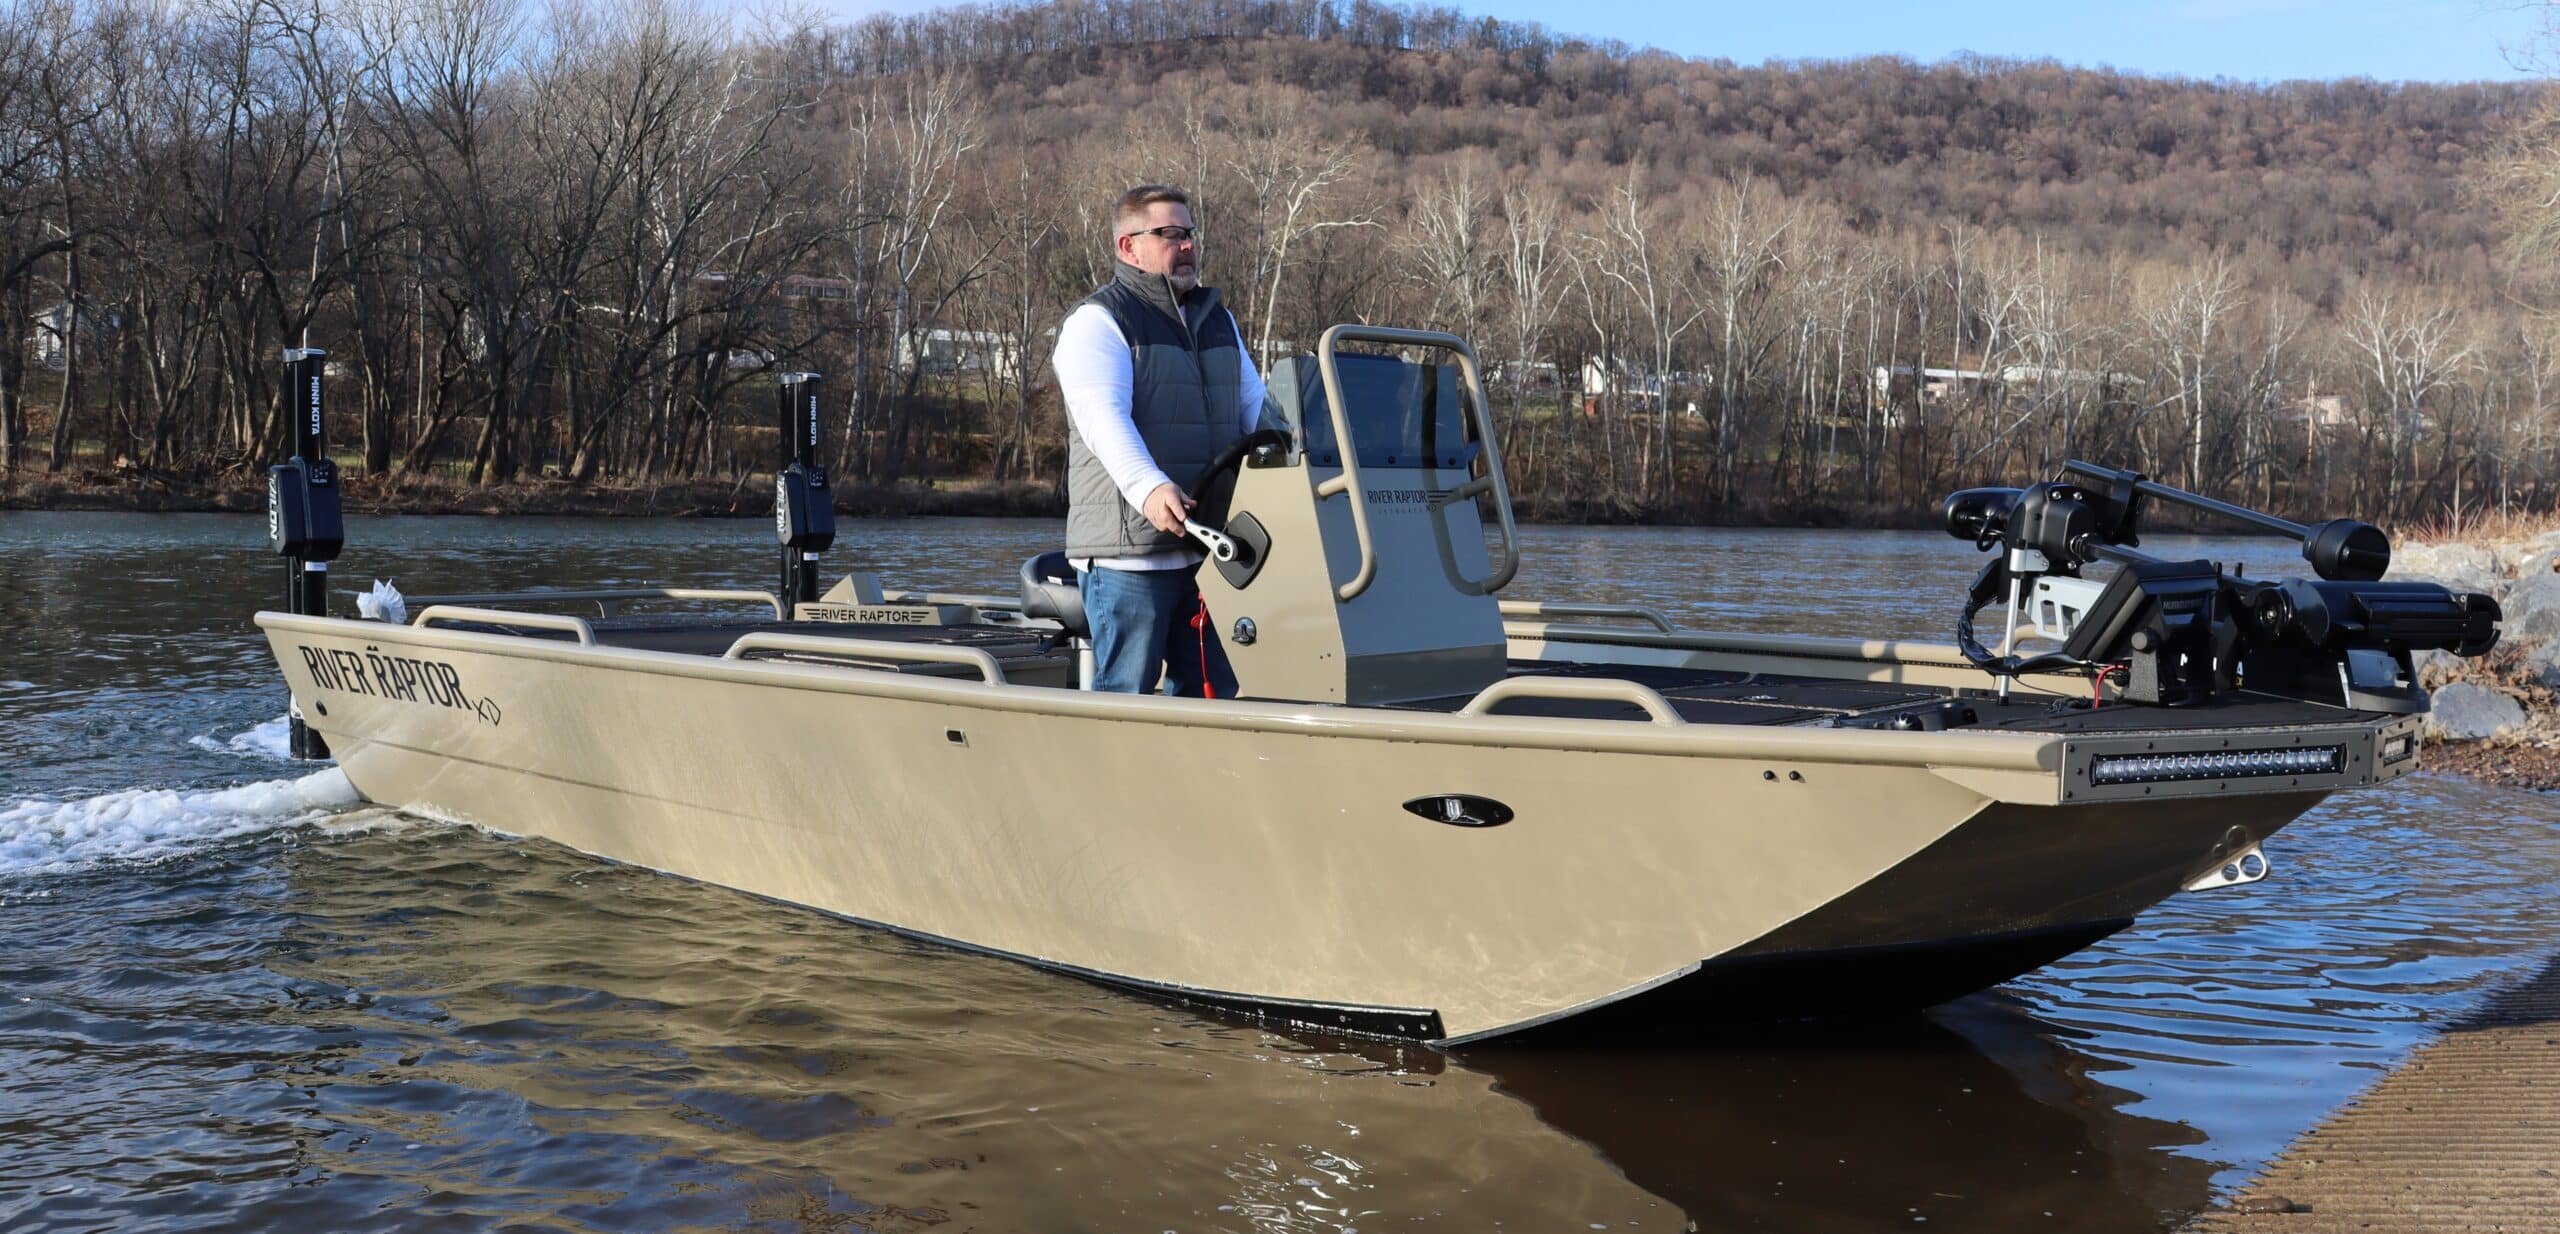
[1065,264,1247,560]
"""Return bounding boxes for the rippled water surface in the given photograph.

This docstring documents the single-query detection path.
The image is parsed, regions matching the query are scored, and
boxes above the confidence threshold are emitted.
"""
[5,511,2559,1233]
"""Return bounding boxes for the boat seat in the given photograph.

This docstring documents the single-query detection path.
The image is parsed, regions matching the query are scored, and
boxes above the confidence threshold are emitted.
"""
[1019,551,1089,640]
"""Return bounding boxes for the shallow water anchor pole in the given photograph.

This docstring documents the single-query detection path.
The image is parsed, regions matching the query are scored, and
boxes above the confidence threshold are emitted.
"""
[268,347,343,759]
[773,372,834,611]
[1996,545,2048,705]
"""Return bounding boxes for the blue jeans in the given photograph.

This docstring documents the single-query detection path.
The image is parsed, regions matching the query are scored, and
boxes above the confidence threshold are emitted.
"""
[1080,565,1237,697]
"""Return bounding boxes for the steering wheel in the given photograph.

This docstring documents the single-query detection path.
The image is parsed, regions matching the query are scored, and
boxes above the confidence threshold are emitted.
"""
[1187,428,1292,531]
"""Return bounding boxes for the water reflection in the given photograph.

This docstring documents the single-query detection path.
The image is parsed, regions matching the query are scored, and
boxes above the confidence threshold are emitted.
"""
[240,820,2247,1234]
[248,825,1672,1233]
[255,824,2226,1233]
[1466,999,2220,1232]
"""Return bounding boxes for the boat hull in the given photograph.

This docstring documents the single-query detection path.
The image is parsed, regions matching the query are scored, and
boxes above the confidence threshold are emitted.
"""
[261,614,2333,1042]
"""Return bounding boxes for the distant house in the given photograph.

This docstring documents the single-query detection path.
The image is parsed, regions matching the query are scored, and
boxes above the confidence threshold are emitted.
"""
[1872,363,2143,410]
[1871,364,1992,405]
[1491,359,1563,393]
[692,271,855,306]
[27,300,118,371]
[2288,393,2352,428]
[1996,365,2145,396]
[776,274,852,303]
[899,327,1024,385]
[1580,356,1663,403]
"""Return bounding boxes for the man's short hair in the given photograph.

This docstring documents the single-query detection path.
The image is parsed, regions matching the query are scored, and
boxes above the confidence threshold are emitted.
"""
[1115,185,1190,233]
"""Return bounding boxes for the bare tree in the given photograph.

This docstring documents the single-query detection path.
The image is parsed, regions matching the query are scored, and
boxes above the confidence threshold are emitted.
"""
[2478,86,2560,299]
[959,141,1065,482]
[1401,155,1494,339]
[860,67,986,483]
[17,1,101,472]
[2133,253,2244,492]
[546,1,823,482]
[353,0,539,483]
[1222,92,1375,366]
[2342,283,2476,515]
[1495,176,1564,419]
[0,0,76,471]
[1693,174,1797,502]
[1578,164,1700,499]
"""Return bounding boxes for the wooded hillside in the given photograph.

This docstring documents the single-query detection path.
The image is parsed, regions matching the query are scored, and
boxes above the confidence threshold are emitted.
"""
[0,0,2546,524]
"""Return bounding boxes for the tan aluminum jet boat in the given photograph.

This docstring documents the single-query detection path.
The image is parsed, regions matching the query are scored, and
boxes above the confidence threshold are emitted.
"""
[254,329,2501,1044]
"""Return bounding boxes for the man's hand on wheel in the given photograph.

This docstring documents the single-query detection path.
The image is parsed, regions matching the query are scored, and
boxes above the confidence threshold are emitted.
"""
[1143,482,1195,535]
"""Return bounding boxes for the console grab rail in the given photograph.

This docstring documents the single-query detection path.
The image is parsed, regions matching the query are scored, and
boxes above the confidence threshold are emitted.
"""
[1457,676,1686,725]
[412,605,597,644]
[1497,600,1675,632]
[719,632,1008,684]
[1313,324,1521,602]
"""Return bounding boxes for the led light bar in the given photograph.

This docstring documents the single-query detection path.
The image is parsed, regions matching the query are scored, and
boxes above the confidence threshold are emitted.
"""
[2090,745,2343,786]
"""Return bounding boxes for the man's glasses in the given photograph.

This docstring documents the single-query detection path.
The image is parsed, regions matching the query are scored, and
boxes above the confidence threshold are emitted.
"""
[1123,225,1198,243]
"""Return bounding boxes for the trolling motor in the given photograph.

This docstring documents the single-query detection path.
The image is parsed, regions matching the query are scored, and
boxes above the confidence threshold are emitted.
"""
[1942,461,2500,710]
[774,372,833,610]
[268,347,342,759]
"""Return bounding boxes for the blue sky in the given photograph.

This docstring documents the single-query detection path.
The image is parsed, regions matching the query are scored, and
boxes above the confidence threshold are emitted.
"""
[825,0,2551,83]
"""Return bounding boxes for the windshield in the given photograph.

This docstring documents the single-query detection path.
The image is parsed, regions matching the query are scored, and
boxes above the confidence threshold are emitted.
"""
[1264,351,1476,470]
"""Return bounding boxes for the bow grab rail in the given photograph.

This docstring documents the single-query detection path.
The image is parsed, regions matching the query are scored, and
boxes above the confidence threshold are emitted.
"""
[412,606,598,644]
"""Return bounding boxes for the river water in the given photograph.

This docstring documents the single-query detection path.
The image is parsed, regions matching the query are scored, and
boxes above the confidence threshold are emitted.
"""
[4,512,2558,1233]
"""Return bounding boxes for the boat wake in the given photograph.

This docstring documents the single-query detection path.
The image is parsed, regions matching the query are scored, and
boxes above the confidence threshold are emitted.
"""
[185,714,298,762]
[0,767,358,879]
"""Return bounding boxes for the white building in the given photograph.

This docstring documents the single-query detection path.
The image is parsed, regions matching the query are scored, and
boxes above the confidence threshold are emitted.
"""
[27,300,118,371]
[1581,356,1664,402]
[899,327,1024,385]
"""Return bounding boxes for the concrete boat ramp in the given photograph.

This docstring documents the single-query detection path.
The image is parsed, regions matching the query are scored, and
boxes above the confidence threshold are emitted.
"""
[2189,949,2560,1232]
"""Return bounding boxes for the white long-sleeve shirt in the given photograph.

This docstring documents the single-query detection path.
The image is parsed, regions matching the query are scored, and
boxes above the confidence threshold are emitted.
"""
[1053,301,1266,571]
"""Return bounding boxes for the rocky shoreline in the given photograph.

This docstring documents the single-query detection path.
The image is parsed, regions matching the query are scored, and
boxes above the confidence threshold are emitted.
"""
[2389,534,2560,789]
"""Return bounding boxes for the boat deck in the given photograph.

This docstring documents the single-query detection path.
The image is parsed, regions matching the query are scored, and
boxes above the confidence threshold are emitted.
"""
[432,615,1074,680]
[454,614,2377,735]
[1392,660,2375,735]
[590,617,1054,660]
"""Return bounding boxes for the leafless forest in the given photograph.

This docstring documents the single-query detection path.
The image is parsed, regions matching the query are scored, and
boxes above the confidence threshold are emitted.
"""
[3,0,2555,523]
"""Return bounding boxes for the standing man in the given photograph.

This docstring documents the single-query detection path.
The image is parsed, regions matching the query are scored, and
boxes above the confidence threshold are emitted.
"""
[1053,185,1265,696]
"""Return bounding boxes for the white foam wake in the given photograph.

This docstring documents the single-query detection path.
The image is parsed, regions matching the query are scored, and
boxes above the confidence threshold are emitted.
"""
[186,715,299,762]
[0,769,359,878]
